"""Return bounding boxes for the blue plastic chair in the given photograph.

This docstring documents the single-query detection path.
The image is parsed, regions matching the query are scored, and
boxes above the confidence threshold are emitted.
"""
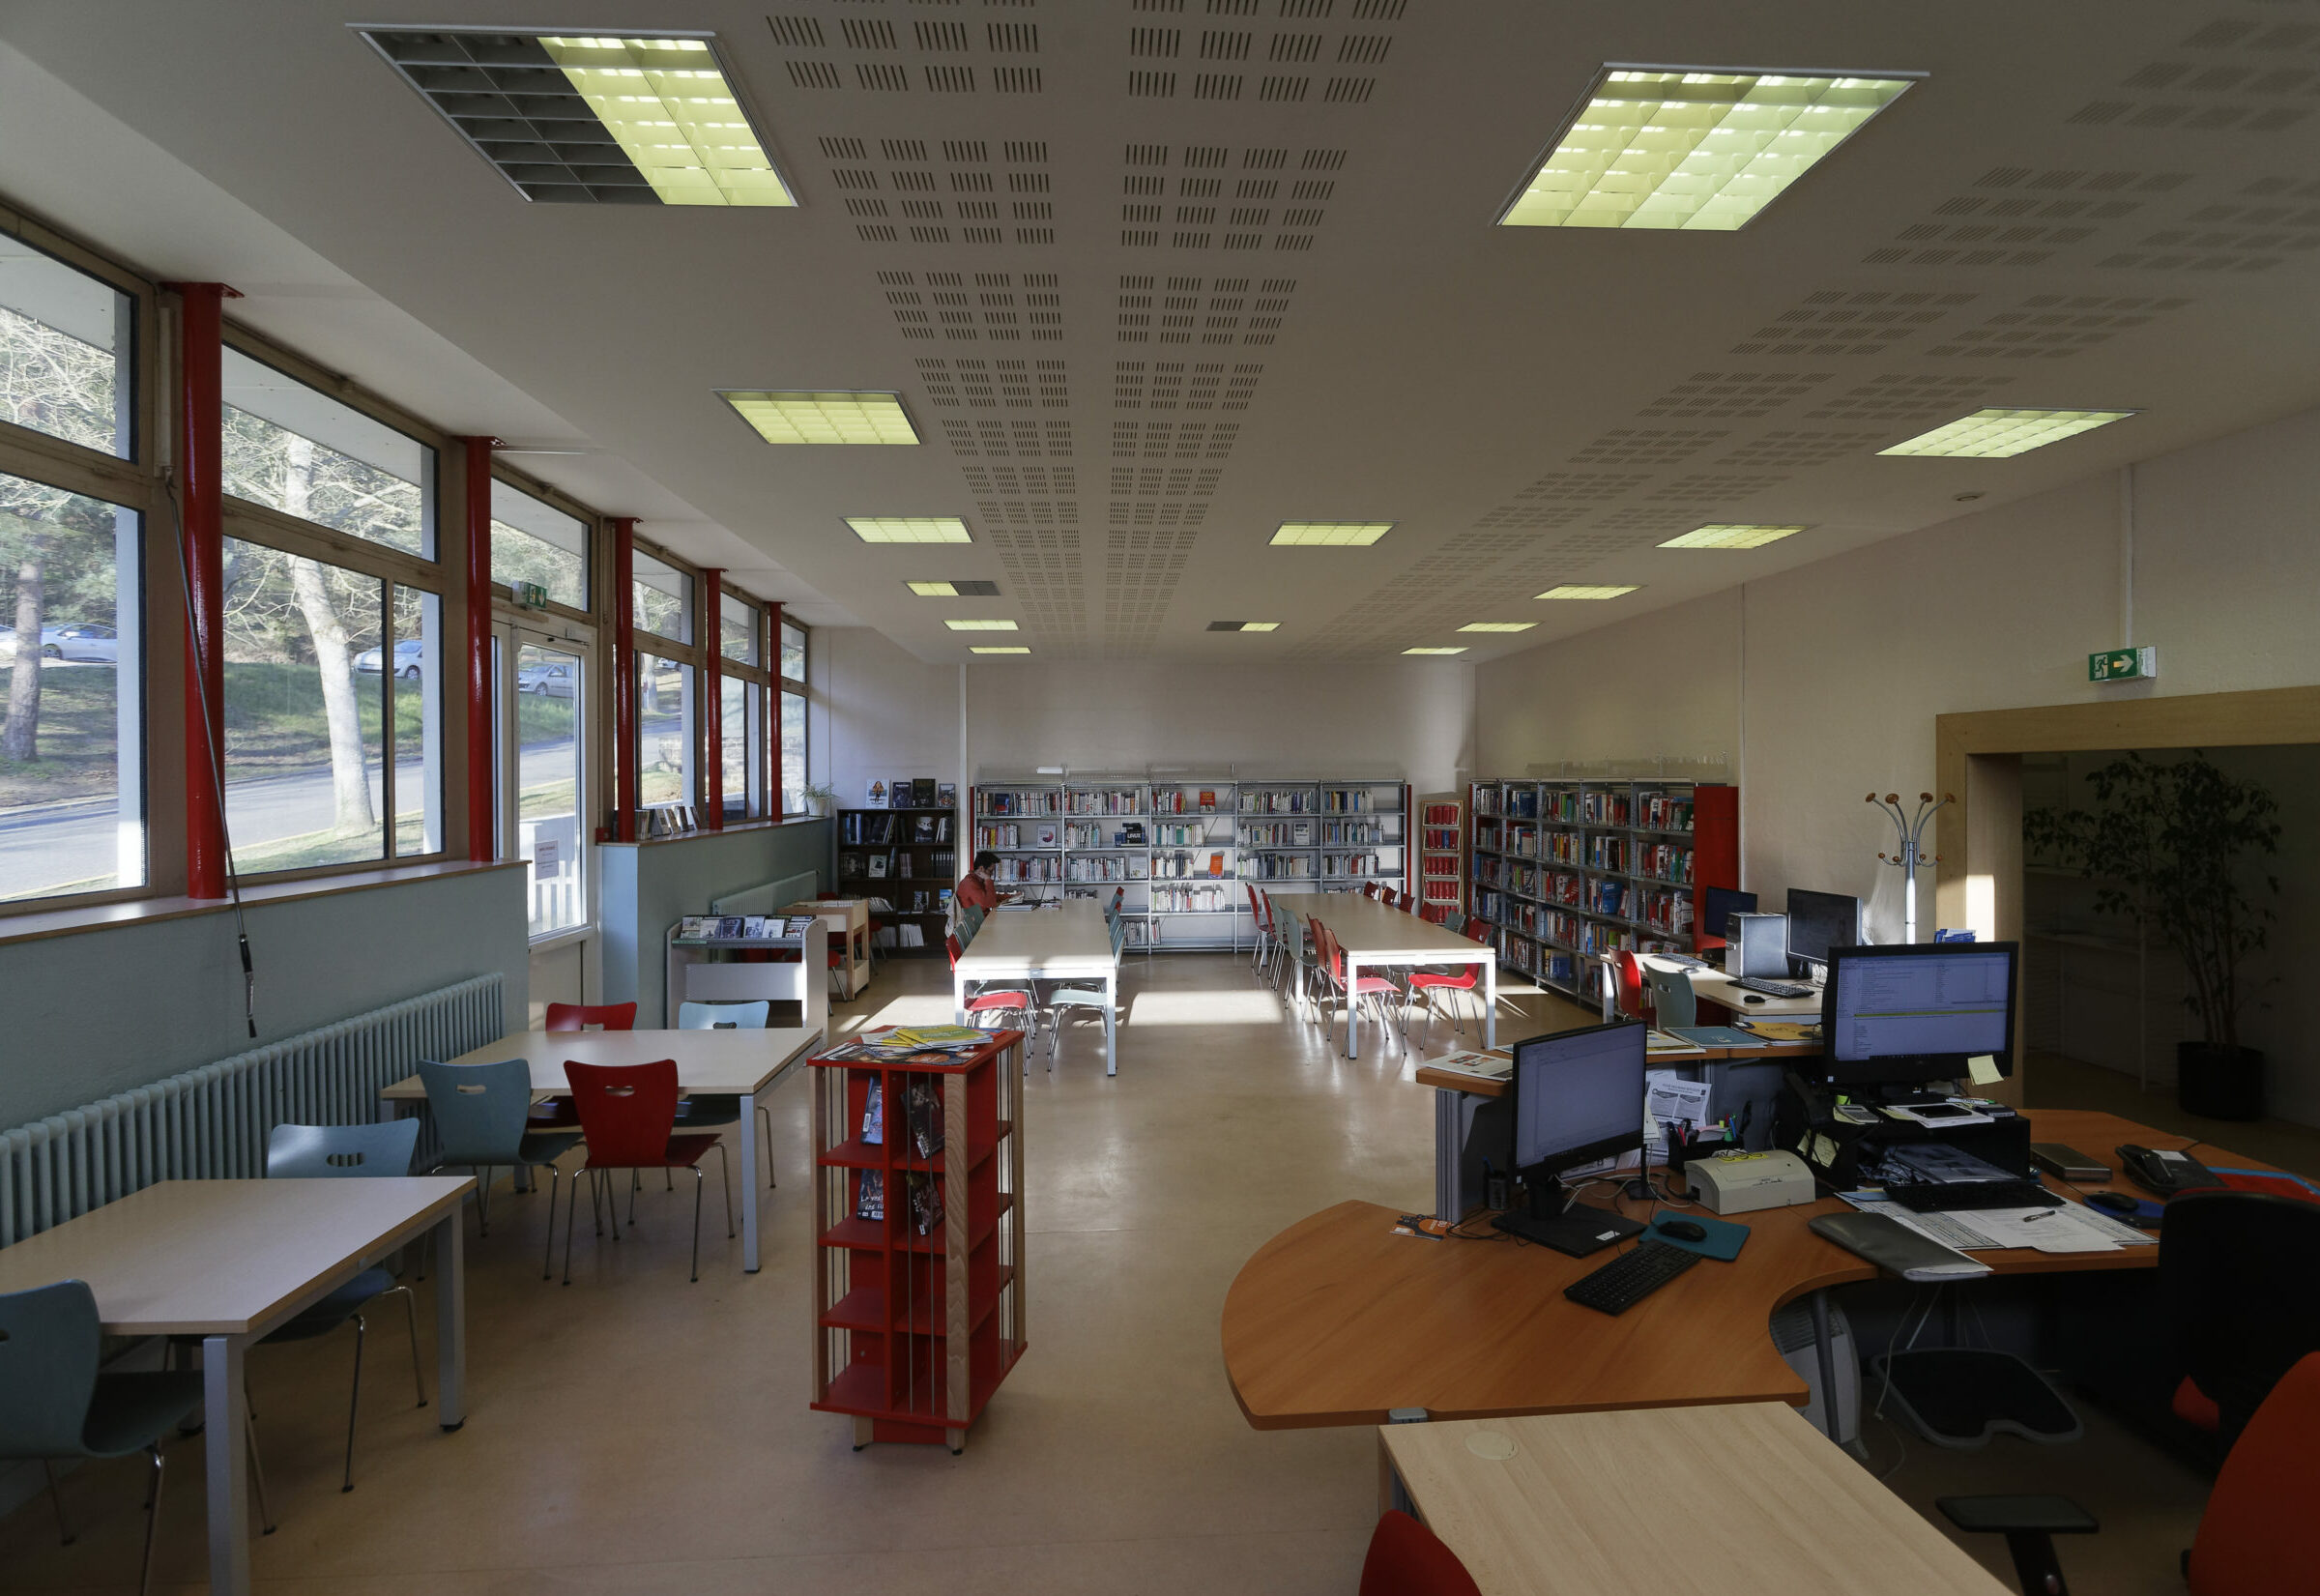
[1,1281,206,1596]
[417,1056,582,1278]
[674,1001,777,1193]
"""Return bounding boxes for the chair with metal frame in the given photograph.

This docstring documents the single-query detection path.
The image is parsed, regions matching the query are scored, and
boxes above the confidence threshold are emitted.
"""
[1035,908,1129,1067]
[532,1001,638,1131]
[416,1056,582,1280]
[944,934,1040,1053]
[671,1000,779,1196]
[561,1058,734,1285]
[1641,961,1697,1029]
[1312,917,1406,1055]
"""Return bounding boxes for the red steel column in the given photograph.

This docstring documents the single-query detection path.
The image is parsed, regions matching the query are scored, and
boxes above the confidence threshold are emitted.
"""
[611,518,637,840]
[462,438,495,860]
[702,569,724,829]
[173,284,230,898]
[767,601,784,817]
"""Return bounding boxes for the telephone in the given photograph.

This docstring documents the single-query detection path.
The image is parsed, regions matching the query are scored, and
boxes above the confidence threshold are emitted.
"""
[2117,1143,2225,1198]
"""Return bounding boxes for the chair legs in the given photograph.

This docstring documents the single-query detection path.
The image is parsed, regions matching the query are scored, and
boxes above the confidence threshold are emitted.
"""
[41,1460,72,1546]
[338,1314,365,1493]
[137,1445,165,1596]
[690,1166,705,1284]
[565,1159,727,1285]
[244,1396,276,1535]
[539,1164,564,1280]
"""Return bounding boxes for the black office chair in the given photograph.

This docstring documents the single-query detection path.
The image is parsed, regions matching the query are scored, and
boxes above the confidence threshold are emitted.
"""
[2159,1190,2320,1447]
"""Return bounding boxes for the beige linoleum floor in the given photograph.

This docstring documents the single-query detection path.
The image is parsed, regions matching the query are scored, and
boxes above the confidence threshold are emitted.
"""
[1,954,2237,1593]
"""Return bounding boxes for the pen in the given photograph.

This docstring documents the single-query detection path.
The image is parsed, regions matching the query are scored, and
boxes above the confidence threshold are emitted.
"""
[2020,1211,2055,1224]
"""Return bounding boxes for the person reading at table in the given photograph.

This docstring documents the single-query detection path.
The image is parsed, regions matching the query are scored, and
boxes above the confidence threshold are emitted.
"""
[951,850,1016,944]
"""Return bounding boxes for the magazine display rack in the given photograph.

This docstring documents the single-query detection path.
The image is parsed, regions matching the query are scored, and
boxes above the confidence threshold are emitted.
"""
[809,1027,1027,1453]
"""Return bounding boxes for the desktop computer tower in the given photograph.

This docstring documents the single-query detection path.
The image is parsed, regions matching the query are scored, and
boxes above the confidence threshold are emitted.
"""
[1727,913,1790,979]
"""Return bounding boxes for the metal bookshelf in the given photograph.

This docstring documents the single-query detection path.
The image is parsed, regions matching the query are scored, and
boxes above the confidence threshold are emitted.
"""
[1468,778,1737,1004]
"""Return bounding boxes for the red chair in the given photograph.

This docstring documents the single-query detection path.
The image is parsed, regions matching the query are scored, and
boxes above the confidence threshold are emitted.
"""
[1361,882,1380,901]
[1463,914,1494,945]
[945,935,1039,1055]
[534,1002,639,1129]
[1610,949,1649,1021]
[1360,1510,1482,1596]
[559,1059,731,1285]
[1312,919,1404,1055]
[1394,889,1416,913]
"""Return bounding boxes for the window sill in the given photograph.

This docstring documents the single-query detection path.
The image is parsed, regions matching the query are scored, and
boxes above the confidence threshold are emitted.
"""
[0,859,527,947]
[600,815,829,850]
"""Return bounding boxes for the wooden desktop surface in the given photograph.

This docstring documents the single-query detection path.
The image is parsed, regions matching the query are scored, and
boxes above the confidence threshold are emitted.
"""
[954,898,1116,974]
[1222,1110,2250,1430]
[378,1027,822,1101]
[1679,962,1825,1018]
[1381,1404,2011,1596]
[1265,892,1491,960]
[0,1176,471,1337]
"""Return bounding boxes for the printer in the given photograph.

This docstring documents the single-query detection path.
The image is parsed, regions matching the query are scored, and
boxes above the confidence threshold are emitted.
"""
[1683,1149,1816,1215]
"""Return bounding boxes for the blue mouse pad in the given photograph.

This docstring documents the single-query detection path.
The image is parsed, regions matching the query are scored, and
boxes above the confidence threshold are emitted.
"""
[1649,1212,1749,1261]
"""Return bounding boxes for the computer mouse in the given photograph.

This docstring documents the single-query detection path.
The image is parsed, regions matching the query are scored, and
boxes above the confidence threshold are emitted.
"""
[1659,1220,1708,1242]
[2085,1190,2140,1218]
[1742,994,1768,1004]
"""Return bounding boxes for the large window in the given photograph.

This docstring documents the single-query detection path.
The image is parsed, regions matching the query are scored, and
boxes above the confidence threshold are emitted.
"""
[0,238,133,459]
[779,617,807,816]
[490,479,588,610]
[633,548,689,643]
[0,471,142,902]
[511,639,585,937]
[221,346,435,560]
[637,651,693,809]
[721,675,763,821]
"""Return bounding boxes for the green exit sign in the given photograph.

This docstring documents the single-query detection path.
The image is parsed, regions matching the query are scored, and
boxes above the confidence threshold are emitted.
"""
[2089,646,2159,682]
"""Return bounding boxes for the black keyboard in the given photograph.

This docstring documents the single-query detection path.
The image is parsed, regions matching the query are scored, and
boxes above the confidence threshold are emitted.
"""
[1731,975,1814,998]
[1886,1180,2062,1212]
[1562,1239,1702,1316]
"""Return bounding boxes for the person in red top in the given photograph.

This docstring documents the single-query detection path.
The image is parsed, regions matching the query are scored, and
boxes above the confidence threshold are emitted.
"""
[956,850,1003,915]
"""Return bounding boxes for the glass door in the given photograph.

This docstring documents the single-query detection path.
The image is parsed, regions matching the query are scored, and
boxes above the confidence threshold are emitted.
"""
[497,622,589,939]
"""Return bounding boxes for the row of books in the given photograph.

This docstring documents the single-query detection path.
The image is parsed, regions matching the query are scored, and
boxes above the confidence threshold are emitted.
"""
[979,789,1063,816]
[1242,820,1316,847]
[871,922,930,948]
[1636,842,1695,883]
[1421,826,1462,851]
[975,823,1043,850]
[841,812,954,845]
[1589,835,1631,873]
[674,914,817,943]
[1151,789,1223,814]
[1241,789,1319,814]
[1240,854,1315,880]
[1152,849,1229,879]
[1151,884,1234,913]
[1641,887,1695,936]
[1065,856,1146,882]
[1320,789,1385,813]
[1320,820,1382,845]
[1420,856,1462,879]
[864,778,952,810]
[1065,821,1146,848]
[1150,823,1215,847]
[1321,852,1378,876]
[1066,789,1146,815]
[1420,802,1462,827]
[994,857,1065,884]
[1637,792,1695,832]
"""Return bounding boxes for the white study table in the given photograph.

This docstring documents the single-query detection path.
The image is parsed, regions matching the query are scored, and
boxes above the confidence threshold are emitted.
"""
[1268,891,1496,1058]
[954,898,1120,1076]
[1674,959,1824,1018]
[0,1176,473,1596]
[380,1027,821,1273]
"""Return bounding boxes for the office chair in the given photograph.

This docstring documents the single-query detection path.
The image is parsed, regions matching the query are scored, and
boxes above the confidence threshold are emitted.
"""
[1360,1509,1482,1596]
[1939,1350,2320,1596]
[1641,961,1696,1029]
[2159,1190,2320,1445]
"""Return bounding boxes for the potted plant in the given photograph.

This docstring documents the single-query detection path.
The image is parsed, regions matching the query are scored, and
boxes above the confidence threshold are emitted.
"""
[2024,751,2280,1119]
[799,781,837,819]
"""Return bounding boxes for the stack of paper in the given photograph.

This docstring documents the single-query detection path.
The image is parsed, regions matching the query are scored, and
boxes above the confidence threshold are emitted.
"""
[1839,1192,2156,1255]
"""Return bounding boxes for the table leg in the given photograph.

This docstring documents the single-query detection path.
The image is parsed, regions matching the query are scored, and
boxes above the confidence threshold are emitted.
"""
[1483,954,1497,1052]
[740,1084,763,1272]
[201,1333,251,1596]
[434,1213,467,1430]
[1345,954,1360,1059]
[1809,1288,1840,1442]
[953,966,967,1027]
[1105,967,1118,1079]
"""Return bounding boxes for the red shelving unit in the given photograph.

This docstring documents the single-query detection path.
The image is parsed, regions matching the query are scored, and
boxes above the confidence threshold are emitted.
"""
[809,1029,1027,1453]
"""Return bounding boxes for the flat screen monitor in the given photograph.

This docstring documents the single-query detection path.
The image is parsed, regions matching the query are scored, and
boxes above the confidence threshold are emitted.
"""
[1699,885,1757,941]
[1810,942,2019,1088]
[1511,1020,1648,1179]
[1785,887,1864,971]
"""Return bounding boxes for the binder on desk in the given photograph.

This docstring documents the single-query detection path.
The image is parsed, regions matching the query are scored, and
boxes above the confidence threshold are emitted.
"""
[1667,1026,1765,1048]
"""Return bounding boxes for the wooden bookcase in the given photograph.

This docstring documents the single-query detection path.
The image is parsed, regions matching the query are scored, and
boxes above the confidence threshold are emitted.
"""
[1417,792,1467,916]
[809,1029,1027,1453]
[836,806,958,957]
[1468,779,1738,1003]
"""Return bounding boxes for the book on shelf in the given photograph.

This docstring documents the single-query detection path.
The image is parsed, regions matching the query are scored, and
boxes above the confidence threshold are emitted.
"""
[912,777,939,808]
[855,1169,884,1221]
[868,855,889,878]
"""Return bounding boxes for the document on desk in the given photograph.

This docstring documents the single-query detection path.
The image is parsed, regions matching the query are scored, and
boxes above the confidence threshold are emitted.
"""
[1838,1192,2155,1254]
[1644,1072,1714,1150]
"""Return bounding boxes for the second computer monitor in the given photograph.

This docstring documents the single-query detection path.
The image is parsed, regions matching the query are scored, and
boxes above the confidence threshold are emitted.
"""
[1699,885,1757,942]
[1812,942,2018,1088]
[1511,1021,1648,1184]
[1784,887,1863,972]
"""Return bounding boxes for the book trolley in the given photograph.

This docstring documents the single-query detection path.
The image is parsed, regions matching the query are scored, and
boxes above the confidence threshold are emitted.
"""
[810,1027,1027,1453]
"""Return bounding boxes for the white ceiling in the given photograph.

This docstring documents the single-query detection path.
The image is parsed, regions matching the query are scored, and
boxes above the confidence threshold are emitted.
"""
[4,1,2317,660]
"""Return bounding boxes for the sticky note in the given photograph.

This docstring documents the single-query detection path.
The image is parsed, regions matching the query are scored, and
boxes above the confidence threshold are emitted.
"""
[1968,1054,2001,1087]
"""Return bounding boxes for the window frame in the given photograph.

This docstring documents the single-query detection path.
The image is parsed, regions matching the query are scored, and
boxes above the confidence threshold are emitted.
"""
[488,462,596,624]
[630,534,707,824]
[777,616,807,819]
[716,582,773,823]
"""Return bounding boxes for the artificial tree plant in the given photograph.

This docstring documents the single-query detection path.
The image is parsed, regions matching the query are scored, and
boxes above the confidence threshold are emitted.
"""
[2023,750,2280,1115]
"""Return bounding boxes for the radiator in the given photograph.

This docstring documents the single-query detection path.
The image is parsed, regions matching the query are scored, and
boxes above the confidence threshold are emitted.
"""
[0,974,504,1249]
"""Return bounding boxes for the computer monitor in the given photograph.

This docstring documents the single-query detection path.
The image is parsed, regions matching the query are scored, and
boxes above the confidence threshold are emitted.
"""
[1784,887,1864,974]
[1698,885,1756,943]
[1808,942,2019,1090]
[1510,1020,1648,1214]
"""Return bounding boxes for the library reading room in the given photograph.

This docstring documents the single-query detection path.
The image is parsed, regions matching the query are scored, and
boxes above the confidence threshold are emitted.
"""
[4,5,2320,1594]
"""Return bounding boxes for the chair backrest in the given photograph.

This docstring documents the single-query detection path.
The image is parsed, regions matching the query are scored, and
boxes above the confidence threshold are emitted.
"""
[1396,890,1415,912]
[0,1280,102,1461]
[566,1059,682,1168]
[1610,950,1648,1020]
[268,1117,421,1179]
[1312,919,1341,980]
[2161,1191,2320,1440]
[1359,1509,1483,1596]
[1108,913,1129,958]
[1361,882,1379,900]
[545,1001,637,1032]
[417,1057,536,1166]
[2189,1350,2320,1596]
[945,934,965,969]
[1641,962,1696,1029]
[1463,916,1494,944]
[679,1000,771,1030]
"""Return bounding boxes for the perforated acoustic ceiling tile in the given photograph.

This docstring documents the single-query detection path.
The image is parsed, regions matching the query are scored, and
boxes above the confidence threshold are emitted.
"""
[2068,17,2320,135]
[961,464,1079,497]
[985,522,1087,643]
[832,139,1055,245]
[1103,525,1203,653]
[1635,371,1832,421]
[1120,144,1342,250]
[770,15,1045,96]
[1714,430,1883,468]
[1924,293,2194,359]
[1567,429,1729,467]
[1114,356,1263,409]
[972,497,1074,528]
[1800,372,2010,423]
[884,272,1064,341]
[1471,471,1654,530]
[914,355,1067,409]
[1109,465,1223,497]
[939,418,1074,458]
[1119,7,1398,108]
[2098,177,2320,272]
[1863,167,2192,269]
[1117,275,1292,348]
[1108,501,1211,528]
[1110,420,1240,459]
[1730,289,1977,358]
[1641,474,1791,505]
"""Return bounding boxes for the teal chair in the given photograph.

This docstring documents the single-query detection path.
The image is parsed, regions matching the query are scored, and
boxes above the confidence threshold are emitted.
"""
[1,1280,206,1596]
[1036,911,1129,1069]
[417,1057,583,1280]
[673,1001,776,1193]
[1642,962,1697,1029]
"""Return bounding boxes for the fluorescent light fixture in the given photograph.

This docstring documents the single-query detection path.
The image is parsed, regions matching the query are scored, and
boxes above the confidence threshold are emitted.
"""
[1458,622,1538,633]
[971,646,1031,654]
[1536,585,1640,600]
[720,392,917,445]
[1659,524,1809,549]
[1498,66,1920,231]
[847,517,972,544]
[1207,621,1282,632]
[1404,647,1468,655]
[1878,409,2136,458]
[907,579,1000,596]
[1271,522,1393,546]
[944,619,1019,631]
[358,29,794,207]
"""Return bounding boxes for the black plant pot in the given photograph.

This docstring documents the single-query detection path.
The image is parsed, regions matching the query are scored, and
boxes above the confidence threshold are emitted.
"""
[2176,1041,2264,1121]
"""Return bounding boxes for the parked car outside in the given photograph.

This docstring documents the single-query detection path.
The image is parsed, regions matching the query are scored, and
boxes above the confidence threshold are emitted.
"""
[356,638,426,678]
[516,659,576,698]
[41,623,118,663]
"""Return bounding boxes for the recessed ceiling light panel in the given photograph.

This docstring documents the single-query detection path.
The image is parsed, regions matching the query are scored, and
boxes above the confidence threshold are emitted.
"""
[1499,66,1920,231]
[1271,522,1394,546]
[1659,524,1809,549]
[1457,622,1538,633]
[721,392,918,445]
[1537,585,1641,600]
[1207,621,1282,631]
[1878,409,2135,458]
[1404,647,1468,655]
[848,517,972,544]
[944,619,1019,631]
[357,28,794,207]
[971,646,1031,654]
[908,579,1000,596]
